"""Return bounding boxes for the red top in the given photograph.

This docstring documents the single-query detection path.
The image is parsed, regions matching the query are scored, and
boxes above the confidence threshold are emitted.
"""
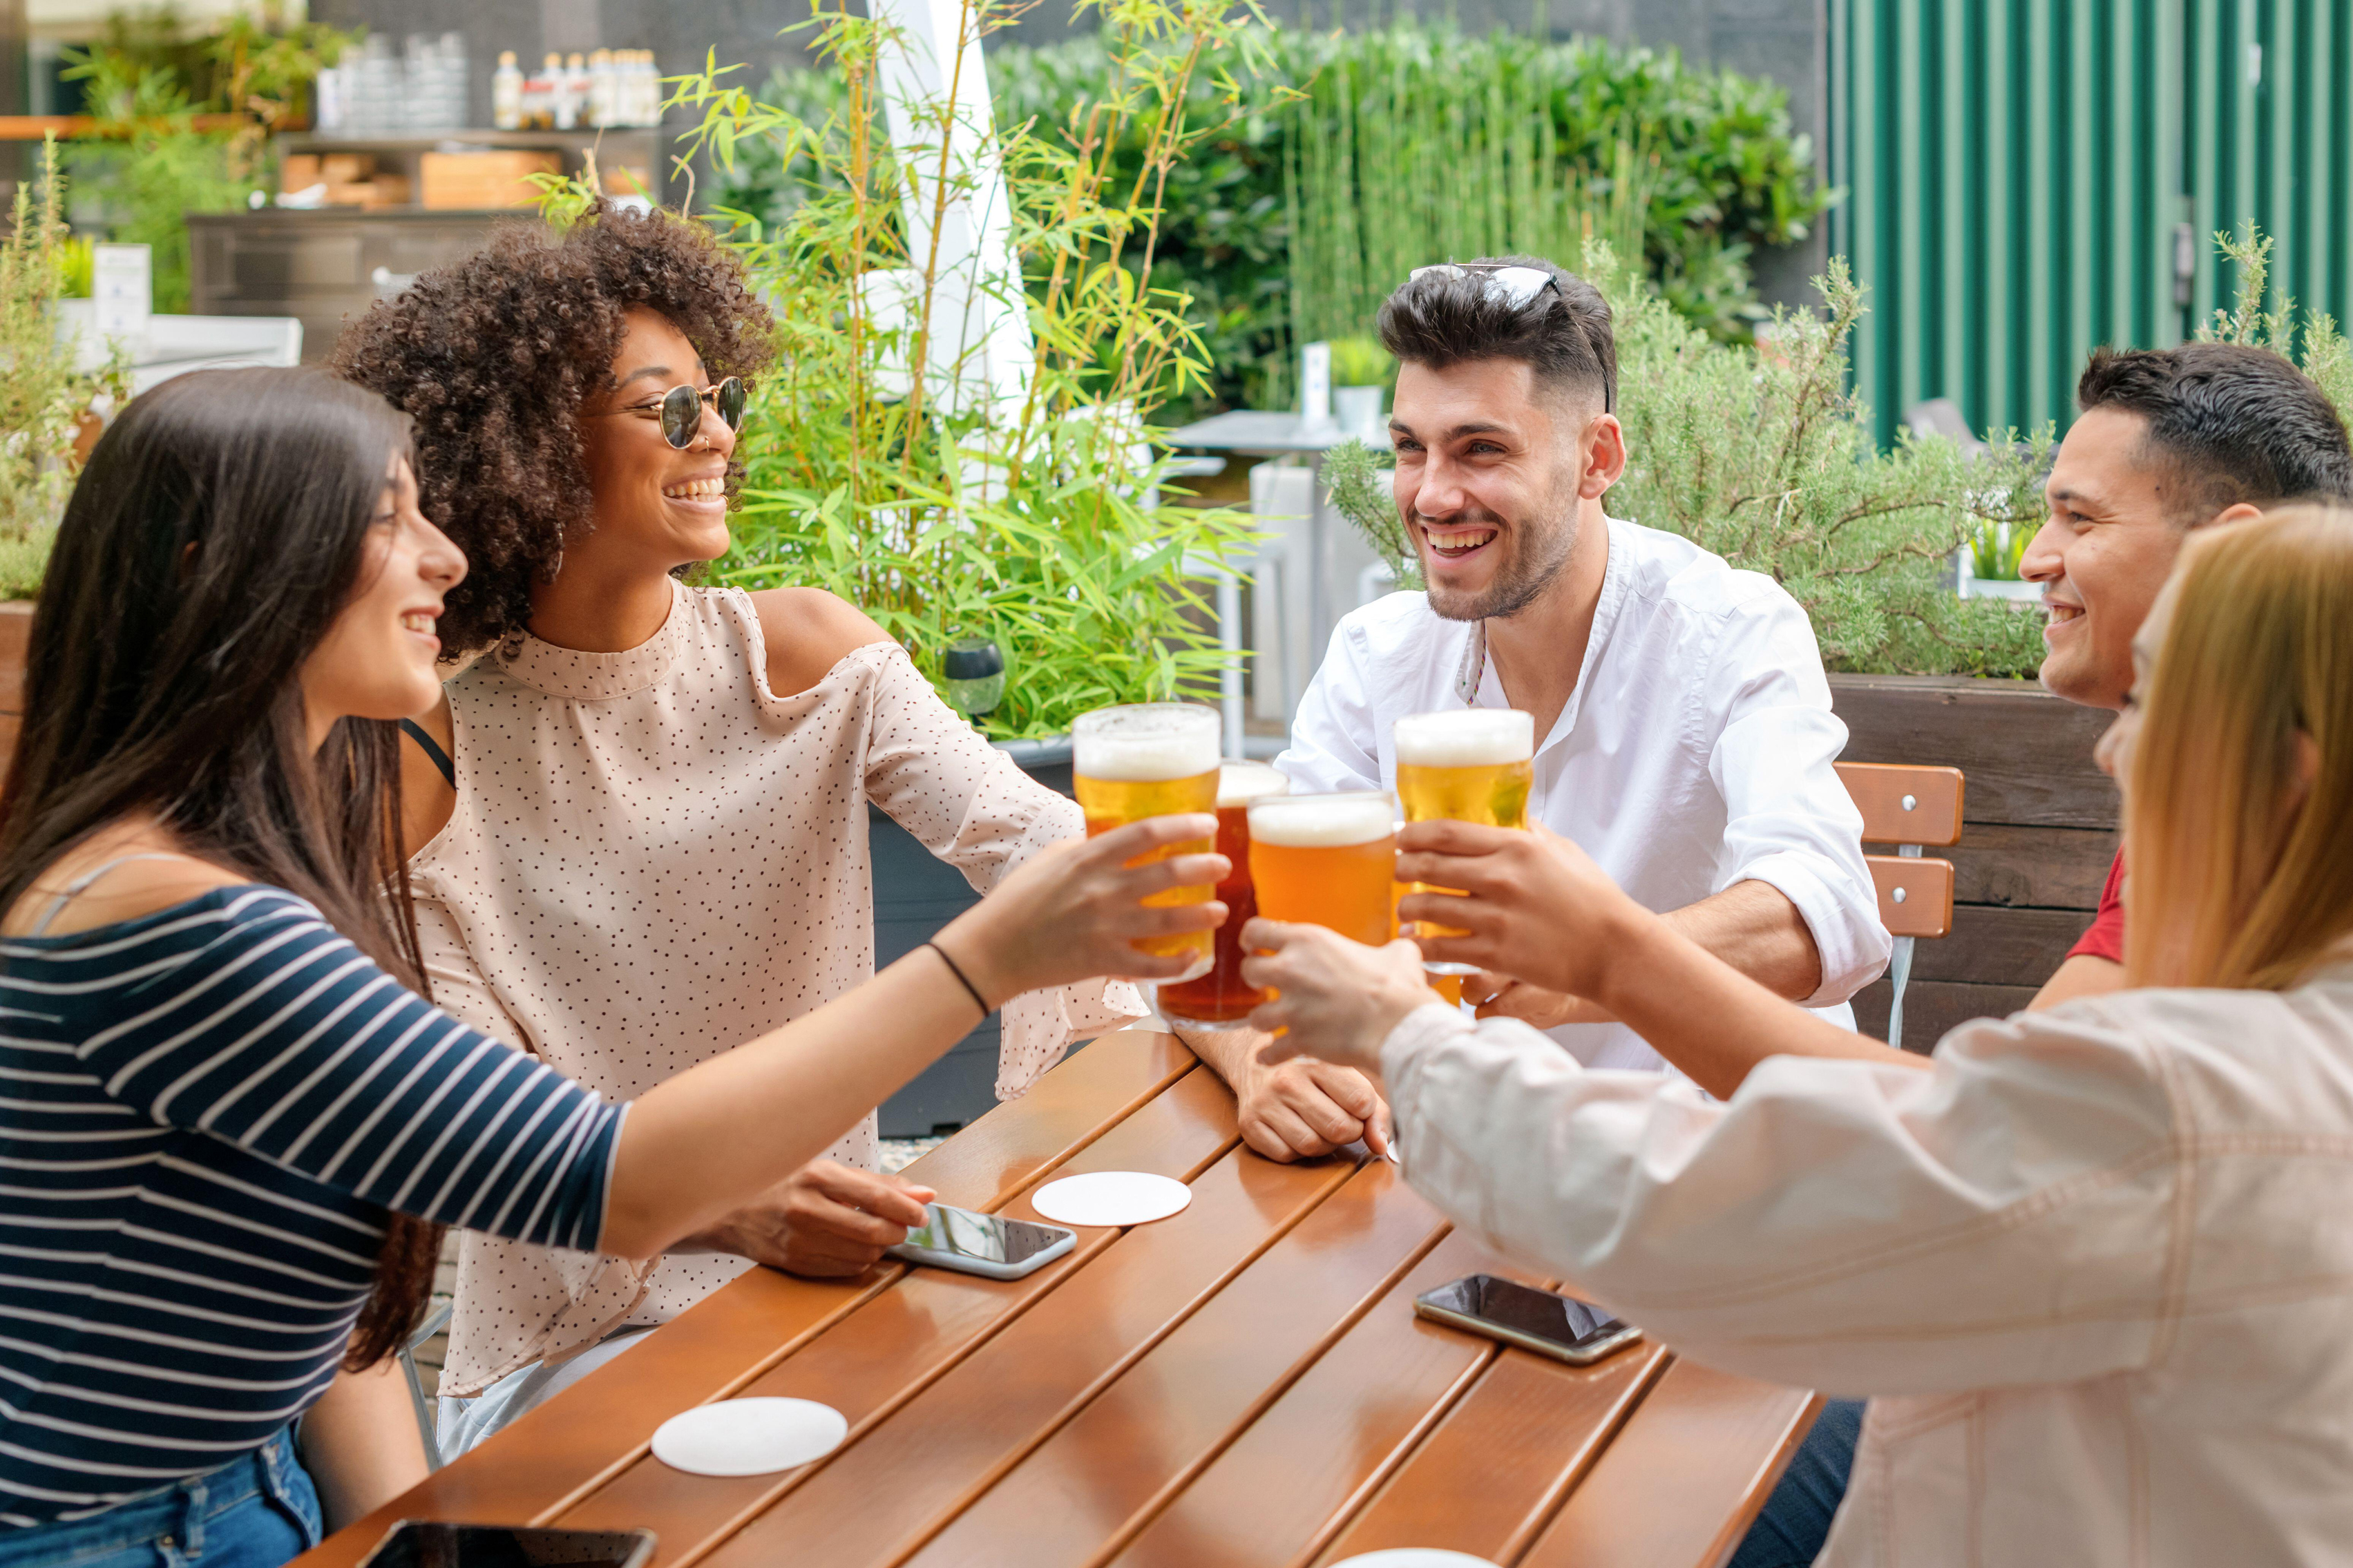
[2068,848,2127,964]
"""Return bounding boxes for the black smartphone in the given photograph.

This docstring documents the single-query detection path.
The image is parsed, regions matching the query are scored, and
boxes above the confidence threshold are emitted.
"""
[884,1202,1078,1279]
[355,1522,656,1568]
[1413,1274,1642,1365]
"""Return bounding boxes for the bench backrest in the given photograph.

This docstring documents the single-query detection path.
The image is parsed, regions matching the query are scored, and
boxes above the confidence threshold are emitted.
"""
[1835,761,1963,946]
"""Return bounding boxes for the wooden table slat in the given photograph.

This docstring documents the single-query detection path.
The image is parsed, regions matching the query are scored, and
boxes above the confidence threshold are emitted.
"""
[1310,1342,1670,1566]
[294,1031,1201,1568]
[553,1067,1243,1559]
[694,1145,1369,1568]
[901,1161,1449,1568]
[1104,1229,1537,1568]
[1514,1358,1820,1568]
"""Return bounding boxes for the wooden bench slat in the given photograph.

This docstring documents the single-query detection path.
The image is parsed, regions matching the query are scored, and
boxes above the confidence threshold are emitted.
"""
[1308,1341,1668,1566]
[692,1146,1368,1568]
[1866,854,1955,939]
[293,1031,1199,1568]
[553,1068,1241,1560]
[1103,1230,1536,1568]
[899,1161,1449,1568]
[1835,762,1965,847]
[1514,1359,1819,1568]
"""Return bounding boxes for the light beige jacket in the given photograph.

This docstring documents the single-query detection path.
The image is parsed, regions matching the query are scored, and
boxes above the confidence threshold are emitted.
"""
[1381,969,2353,1568]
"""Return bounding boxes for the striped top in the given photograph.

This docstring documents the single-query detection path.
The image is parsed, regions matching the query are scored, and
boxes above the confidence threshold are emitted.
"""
[0,885,622,1527]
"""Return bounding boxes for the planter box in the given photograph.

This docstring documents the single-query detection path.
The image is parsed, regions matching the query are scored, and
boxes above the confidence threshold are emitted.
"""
[874,740,1074,1138]
[1831,673,2118,1051]
[0,602,28,778]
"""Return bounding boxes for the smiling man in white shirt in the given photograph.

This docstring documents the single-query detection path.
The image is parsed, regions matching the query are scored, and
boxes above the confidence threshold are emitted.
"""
[1177,256,1890,1158]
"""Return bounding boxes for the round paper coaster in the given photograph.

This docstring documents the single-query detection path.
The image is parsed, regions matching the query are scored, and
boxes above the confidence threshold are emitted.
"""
[651,1397,848,1477]
[1329,1552,1501,1568]
[1030,1170,1192,1227]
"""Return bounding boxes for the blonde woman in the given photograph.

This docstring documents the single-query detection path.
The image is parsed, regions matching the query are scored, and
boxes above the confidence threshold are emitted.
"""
[1243,506,2353,1567]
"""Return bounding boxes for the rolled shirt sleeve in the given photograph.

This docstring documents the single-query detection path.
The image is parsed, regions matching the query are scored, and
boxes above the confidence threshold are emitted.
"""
[1701,593,1892,1006]
[1380,1000,2177,1398]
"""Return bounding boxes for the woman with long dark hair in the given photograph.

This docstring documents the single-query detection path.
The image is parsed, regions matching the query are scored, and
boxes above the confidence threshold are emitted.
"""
[0,367,1219,1567]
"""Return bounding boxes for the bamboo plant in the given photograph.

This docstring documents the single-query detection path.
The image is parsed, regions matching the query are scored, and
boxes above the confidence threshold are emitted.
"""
[659,0,1266,738]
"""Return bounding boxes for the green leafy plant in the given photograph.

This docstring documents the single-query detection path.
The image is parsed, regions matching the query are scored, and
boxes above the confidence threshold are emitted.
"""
[1324,437,1416,591]
[639,0,1262,739]
[715,23,1827,419]
[1326,334,1388,386]
[0,139,130,589]
[2199,224,2353,426]
[1968,519,2030,582]
[63,5,353,313]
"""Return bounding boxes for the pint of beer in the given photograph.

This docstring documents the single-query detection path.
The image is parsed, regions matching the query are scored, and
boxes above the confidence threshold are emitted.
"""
[1246,790,1400,948]
[1156,761,1290,1029]
[1072,703,1223,979]
[1393,709,1535,973]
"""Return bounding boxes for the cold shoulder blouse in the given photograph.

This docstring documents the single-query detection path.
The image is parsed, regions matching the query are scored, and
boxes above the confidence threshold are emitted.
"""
[413,580,1140,1395]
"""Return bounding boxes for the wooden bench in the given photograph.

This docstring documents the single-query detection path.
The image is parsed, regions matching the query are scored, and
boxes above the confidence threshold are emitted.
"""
[1836,761,1963,1052]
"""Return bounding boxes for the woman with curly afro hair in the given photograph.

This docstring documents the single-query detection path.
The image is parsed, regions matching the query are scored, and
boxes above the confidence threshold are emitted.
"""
[331,204,1145,1455]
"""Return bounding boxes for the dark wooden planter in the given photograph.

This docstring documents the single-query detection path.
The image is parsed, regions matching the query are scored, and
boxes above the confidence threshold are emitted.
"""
[0,603,27,772]
[1831,673,2119,1051]
[873,742,1074,1139]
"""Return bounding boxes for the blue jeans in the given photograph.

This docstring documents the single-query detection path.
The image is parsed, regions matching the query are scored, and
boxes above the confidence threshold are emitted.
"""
[1728,1397,1864,1568]
[0,1426,323,1568]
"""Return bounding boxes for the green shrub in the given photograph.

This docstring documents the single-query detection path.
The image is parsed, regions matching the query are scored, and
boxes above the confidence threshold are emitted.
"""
[714,21,1829,418]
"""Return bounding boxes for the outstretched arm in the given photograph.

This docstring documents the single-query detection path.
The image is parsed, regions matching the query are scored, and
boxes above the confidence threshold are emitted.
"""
[1391,821,1921,1098]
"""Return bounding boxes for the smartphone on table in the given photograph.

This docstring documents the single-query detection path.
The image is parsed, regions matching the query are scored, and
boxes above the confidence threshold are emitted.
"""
[355,1522,656,1568]
[1413,1274,1641,1364]
[885,1202,1077,1279]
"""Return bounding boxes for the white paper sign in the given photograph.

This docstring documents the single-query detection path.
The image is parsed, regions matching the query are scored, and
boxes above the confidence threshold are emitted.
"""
[93,243,153,343]
[1300,340,1333,428]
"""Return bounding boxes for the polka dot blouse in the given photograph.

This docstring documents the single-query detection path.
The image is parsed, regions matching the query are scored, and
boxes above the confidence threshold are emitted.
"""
[410,580,1142,1396]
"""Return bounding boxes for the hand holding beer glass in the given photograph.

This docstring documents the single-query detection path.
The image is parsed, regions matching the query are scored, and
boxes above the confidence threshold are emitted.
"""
[1156,761,1290,1029]
[1393,709,1534,974]
[1071,703,1225,985]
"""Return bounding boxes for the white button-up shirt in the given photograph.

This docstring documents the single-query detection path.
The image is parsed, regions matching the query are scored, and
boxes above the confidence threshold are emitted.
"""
[1276,515,1889,1069]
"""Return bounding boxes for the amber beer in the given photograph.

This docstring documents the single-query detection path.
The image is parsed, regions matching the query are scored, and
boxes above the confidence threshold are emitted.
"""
[1155,761,1290,1028]
[1393,709,1535,973]
[1071,703,1223,980]
[1246,791,1400,948]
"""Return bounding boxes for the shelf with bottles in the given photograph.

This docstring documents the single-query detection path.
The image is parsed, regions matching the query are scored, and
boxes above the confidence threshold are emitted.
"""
[272,128,661,212]
[493,49,667,133]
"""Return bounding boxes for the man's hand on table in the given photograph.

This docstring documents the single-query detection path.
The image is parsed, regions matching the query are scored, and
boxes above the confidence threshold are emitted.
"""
[674,1158,935,1278]
[1167,1018,1392,1163]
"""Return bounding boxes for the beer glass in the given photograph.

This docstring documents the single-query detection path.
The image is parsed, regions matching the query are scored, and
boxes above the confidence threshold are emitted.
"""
[1393,708,1534,974]
[1246,790,1400,948]
[1072,702,1223,980]
[1155,761,1290,1028]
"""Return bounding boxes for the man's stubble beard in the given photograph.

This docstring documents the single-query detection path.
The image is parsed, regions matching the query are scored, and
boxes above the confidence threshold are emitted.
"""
[1417,491,1580,624]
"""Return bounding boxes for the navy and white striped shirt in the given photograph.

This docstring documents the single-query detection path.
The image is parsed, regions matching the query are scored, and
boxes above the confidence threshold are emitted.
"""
[0,886,622,1527]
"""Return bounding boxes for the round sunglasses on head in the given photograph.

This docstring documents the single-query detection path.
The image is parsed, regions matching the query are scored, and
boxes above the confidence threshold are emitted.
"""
[601,376,749,450]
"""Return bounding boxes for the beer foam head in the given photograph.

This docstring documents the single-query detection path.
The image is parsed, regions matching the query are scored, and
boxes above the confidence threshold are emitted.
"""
[1393,708,1535,767]
[1246,792,1396,847]
[1216,761,1290,809]
[1072,703,1220,781]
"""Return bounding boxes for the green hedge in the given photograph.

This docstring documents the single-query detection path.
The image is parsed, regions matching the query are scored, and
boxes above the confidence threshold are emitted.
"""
[713,21,1830,417]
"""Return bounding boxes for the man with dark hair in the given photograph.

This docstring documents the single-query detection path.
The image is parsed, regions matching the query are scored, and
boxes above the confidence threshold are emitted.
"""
[1171,258,1892,1157]
[2027,341,2353,1008]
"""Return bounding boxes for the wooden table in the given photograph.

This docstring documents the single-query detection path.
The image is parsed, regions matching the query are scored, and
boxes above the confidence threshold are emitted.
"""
[298,1033,1818,1568]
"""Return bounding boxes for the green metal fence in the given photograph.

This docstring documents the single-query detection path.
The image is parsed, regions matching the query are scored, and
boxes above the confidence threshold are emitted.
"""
[1831,0,2353,448]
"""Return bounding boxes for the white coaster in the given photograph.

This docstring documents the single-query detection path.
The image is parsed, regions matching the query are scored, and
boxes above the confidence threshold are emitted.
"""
[650,1397,848,1477]
[1329,1553,1501,1568]
[1030,1170,1192,1227]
